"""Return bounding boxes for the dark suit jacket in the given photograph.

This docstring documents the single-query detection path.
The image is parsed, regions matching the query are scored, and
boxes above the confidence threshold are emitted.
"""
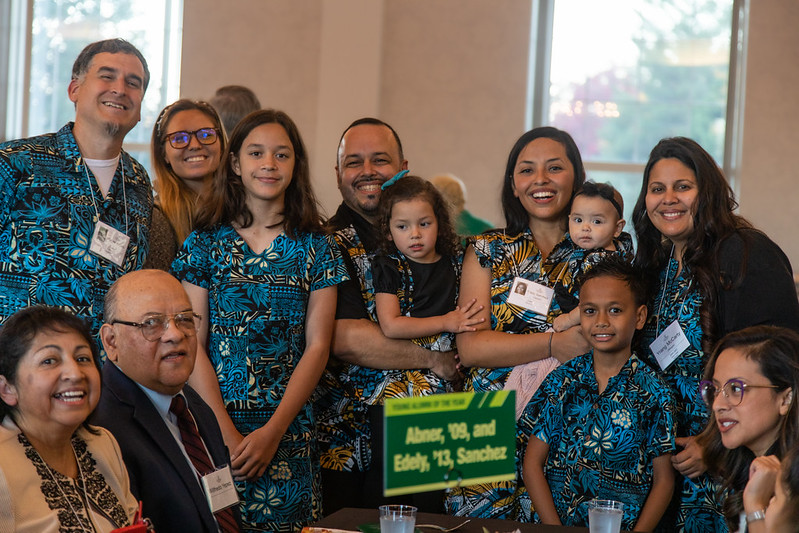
[92,362,241,533]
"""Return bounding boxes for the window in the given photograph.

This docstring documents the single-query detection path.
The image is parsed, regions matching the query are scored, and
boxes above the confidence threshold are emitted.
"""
[1,0,183,169]
[528,0,745,221]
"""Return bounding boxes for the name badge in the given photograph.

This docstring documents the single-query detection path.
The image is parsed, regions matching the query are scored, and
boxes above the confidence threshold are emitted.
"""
[90,221,130,267]
[506,276,554,316]
[649,320,690,370]
[201,465,239,513]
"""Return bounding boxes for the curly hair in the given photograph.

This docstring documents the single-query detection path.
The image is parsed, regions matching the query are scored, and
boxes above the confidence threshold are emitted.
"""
[151,99,226,244]
[698,326,799,530]
[501,127,586,235]
[377,174,460,258]
[194,109,322,238]
[632,137,753,353]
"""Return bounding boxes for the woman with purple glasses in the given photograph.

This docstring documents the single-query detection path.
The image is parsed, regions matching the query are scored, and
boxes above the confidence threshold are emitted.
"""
[697,326,799,533]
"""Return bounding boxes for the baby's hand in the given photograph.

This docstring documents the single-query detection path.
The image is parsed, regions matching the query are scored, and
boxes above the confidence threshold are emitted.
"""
[443,298,485,333]
[552,313,571,332]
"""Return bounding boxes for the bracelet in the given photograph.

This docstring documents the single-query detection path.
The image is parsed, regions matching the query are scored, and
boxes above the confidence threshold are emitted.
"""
[548,331,554,358]
[746,509,766,523]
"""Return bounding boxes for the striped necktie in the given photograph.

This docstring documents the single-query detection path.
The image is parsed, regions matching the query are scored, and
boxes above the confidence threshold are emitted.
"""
[170,394,239,533]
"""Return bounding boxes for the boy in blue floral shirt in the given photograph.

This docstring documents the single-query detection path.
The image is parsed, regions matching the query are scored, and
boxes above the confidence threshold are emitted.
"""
[523,256,675,531]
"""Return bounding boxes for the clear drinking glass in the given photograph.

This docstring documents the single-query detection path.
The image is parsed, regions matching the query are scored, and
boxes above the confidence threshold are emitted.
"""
[588,499,624,533]
[379,504,417,533]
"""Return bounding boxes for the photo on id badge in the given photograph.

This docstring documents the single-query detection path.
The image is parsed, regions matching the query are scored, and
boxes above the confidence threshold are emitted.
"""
[507,276,553,317]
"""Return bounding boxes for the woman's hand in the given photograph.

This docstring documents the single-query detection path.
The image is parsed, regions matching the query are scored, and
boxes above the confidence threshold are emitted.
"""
[672,436,706,479]
[551,327,590,363]
[743,455,780,512]
[230,424,281,481]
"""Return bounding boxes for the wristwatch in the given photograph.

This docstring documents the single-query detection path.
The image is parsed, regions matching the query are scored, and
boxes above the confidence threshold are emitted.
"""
[746,509,766,523]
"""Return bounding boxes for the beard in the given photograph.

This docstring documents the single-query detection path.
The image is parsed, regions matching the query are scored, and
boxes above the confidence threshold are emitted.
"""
[103,121,121,138]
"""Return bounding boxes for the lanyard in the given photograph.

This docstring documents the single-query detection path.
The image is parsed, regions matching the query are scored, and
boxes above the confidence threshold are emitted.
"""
[83,159,129,235]
[655,245,694,336]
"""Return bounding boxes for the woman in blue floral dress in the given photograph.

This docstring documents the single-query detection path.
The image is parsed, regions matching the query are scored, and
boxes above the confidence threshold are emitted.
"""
[172,109,347,532]
[449,127,592,520]
[633,137,799,532]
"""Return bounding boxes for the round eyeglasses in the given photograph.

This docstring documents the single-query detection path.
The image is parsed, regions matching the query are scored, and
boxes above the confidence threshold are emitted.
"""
[165,128,219,149]
[699,378,781,407]
[112,312,201,342]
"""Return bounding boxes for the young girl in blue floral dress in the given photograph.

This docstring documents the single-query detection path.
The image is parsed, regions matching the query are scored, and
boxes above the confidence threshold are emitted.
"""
[373,173,482,365]
[172,109,347,531]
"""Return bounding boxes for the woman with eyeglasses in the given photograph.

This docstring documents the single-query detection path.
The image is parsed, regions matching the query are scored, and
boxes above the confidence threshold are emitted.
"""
[146,100,226,270]
[632,137,799,532]
[695,326,799,533]
[171,109,347,531]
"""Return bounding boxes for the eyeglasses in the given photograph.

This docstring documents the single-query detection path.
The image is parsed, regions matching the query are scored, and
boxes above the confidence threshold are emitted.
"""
[164,128,219,149]
[699,378,781,407]
[112,312,201,342]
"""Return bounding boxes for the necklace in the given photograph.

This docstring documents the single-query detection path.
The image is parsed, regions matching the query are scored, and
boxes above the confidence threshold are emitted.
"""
[264,218,284,230]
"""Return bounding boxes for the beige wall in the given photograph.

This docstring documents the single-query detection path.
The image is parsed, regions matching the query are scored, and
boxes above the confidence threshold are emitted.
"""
[738,0,799,271]
[182,0,799,268]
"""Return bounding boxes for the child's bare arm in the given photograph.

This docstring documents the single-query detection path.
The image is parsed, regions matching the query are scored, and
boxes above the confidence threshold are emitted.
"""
[375,293,484,339]
[523,437,562,525]
[632,454,675,532]
[553,307,580,332]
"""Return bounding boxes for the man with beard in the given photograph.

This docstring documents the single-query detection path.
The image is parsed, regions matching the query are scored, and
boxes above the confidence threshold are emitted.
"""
[316,118,459,513]
[0,39,153,342]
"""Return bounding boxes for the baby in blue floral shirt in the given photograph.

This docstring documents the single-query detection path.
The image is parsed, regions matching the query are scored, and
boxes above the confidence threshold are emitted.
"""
[523,256,675,531]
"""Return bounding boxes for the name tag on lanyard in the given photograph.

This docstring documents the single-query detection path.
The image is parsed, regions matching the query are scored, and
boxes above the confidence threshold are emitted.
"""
[649,320,690,371]
[201,465,239,512]
[90,221,130,267]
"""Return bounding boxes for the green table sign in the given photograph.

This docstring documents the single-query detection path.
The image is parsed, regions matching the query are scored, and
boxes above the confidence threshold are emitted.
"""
[383,391,516,496]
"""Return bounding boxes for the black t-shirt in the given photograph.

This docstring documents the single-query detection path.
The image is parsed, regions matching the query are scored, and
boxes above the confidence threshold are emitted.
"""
[373,254,458,317]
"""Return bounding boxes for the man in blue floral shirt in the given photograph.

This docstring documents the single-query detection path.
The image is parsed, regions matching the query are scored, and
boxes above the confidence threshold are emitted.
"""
[0,39,153,342]
[523,256,676,531]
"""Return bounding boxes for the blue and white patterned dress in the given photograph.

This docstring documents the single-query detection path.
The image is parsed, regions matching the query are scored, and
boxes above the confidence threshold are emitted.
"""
[526,352,675,530]
[172,224,348,532]
[0,123,152,342]
[639,258,726,532]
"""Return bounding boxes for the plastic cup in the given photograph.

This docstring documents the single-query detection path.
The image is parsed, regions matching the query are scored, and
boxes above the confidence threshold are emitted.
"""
[588,499,624,533]
[379,504,417,533]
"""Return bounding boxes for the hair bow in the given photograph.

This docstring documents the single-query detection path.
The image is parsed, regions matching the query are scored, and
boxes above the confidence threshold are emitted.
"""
[381,169,409,190]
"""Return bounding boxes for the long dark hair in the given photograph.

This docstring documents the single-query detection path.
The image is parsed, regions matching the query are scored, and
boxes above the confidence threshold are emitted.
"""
[632,137,753,352]
[0,306,101,430]
[195,109,323,238]
[777,444,799,527]
[698,326,799,529]
[377,174,460,257]
[501,127,586,235]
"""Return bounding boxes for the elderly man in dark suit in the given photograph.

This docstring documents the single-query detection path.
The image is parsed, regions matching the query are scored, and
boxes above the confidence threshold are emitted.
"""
[92,269,240,533]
